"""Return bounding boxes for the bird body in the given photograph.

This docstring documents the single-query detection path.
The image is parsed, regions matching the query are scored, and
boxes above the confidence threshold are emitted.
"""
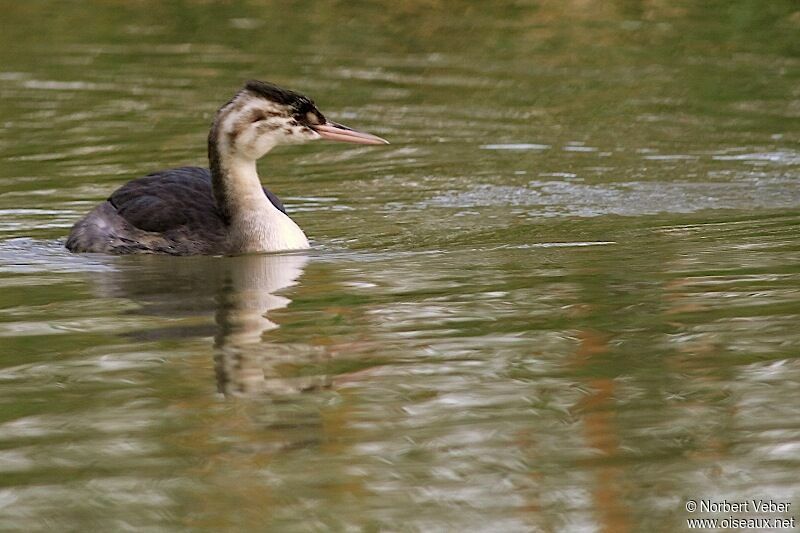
[66,166,295,255]
[66,80,387,256]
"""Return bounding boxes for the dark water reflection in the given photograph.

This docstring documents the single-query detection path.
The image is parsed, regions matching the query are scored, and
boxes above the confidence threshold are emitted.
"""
[1,0,799,531]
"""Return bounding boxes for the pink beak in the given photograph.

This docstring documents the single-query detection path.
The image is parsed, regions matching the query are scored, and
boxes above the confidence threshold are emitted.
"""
[313,122,389,145]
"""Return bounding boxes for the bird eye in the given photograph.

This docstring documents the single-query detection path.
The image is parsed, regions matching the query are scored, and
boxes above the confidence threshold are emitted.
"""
[306,112,320,125]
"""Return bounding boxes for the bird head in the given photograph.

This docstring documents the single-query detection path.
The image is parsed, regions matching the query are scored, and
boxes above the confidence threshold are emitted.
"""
[211,80,388,161]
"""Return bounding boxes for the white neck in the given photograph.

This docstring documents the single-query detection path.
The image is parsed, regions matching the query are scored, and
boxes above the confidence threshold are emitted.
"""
[221,156,309,254]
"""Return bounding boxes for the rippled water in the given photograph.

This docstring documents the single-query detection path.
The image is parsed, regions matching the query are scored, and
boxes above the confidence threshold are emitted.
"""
[1,1,799,531]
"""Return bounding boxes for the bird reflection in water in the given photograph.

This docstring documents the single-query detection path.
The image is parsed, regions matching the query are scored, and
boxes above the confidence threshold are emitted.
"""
[96,252,313,396]
[212,253,314,396]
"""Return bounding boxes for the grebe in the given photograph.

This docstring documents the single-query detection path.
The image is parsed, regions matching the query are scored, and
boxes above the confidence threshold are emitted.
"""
[66,80,388,255]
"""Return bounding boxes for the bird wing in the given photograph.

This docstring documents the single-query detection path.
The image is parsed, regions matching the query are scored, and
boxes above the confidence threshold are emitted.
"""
[108,166,286,235]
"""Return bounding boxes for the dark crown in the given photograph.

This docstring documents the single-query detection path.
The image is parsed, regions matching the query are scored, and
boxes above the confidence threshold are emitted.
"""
[244,80,315,112]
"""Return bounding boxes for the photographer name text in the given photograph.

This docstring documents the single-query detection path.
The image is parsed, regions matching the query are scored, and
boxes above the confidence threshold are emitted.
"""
[694,499,791,514]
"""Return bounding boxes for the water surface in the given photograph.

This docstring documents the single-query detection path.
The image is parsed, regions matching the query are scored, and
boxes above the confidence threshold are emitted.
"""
[1,1,799,531]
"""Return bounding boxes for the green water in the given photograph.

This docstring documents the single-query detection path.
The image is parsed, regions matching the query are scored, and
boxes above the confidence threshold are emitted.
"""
[1,1,799,531]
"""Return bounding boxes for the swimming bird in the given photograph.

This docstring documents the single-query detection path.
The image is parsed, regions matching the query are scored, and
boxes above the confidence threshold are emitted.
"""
[66,80,388,255]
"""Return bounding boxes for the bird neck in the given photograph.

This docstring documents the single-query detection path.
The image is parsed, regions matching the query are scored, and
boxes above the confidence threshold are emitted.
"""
[210,154,266,220]
[208,133,259,221]
[208,138,309,253]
